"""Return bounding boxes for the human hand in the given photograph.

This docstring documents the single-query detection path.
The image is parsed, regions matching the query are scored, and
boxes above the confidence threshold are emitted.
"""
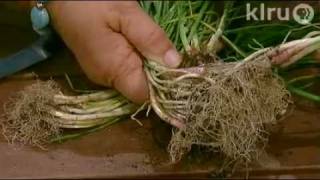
[47,1,181,103]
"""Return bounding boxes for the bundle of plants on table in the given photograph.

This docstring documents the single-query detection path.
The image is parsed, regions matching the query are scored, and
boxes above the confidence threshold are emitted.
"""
[1,1,320,166]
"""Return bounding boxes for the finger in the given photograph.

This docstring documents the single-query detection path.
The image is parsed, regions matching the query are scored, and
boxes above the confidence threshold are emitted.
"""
[117,2,181,68]
[72,27,149,104]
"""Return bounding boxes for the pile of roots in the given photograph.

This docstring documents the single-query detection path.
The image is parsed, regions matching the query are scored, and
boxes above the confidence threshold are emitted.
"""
[0,79,137,147]
[1,80,61,147]
[167,58,291,162]
[146,35,320,163]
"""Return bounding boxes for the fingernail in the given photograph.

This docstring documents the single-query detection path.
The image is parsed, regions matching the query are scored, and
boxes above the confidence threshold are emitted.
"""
[164,49,181,68]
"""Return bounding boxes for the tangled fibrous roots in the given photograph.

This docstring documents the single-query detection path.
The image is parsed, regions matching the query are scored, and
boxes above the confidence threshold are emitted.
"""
[168,58,291,162]
[0,80,61,148]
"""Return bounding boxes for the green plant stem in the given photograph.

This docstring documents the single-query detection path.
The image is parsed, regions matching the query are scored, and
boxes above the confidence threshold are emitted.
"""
[57,118,117,129]
[178,11,190,51]
[201,21,246,57]
[82,95,127,108]
[207,2,231,52]
[54,90,119,105]
[225,24,292,34]
[62,100,127,114]
[281,39,320,67]
[51,104,137,121]
[287,75,320,84]
[287,85,320,102]
[188,1,209,42]
[50,118,122,143]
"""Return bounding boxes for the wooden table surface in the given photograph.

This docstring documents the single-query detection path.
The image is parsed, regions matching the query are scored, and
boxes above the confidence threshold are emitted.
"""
[0,4,320,179]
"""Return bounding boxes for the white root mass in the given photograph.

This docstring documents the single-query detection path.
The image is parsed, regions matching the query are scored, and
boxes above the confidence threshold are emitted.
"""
[145,36,320,162]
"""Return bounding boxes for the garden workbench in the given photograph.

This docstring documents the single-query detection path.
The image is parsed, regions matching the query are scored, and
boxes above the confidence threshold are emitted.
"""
[0,5,320,179]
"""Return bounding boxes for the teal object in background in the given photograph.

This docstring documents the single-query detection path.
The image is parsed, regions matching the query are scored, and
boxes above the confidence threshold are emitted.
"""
[30,6,50,34]
[0,0,59,79]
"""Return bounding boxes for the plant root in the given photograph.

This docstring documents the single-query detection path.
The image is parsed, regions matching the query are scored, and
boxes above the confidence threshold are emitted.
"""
[0,80,137,147]
[0,80,61,148]
[145,36,320,163]
[168,58,291,163]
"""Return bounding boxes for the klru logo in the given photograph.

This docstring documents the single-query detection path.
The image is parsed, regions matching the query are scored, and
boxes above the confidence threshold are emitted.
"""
[246,3,314,25]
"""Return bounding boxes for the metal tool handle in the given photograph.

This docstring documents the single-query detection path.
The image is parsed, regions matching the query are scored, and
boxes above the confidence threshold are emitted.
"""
[0,33,60,79]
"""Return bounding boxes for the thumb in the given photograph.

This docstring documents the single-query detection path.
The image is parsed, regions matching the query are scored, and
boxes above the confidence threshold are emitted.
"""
[119,3,181,68]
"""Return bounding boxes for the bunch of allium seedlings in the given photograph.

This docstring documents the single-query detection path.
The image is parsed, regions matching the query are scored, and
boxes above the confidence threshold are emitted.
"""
[146,35,320,162]
[1,1,320,166]
[1,80,138,147]
[142,1,320,162]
